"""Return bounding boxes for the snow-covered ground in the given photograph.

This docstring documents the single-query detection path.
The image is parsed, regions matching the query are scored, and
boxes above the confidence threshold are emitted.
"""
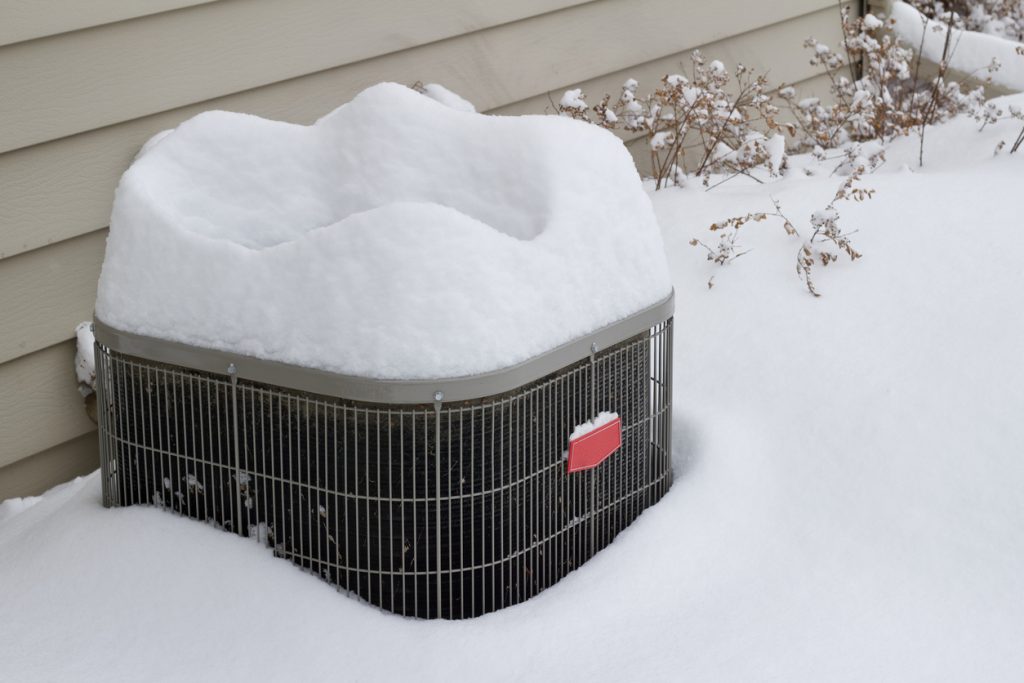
[3,97,1024,682]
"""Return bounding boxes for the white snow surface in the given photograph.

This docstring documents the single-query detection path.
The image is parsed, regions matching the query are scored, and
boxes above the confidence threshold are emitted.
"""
[569,411,619,441]
[558,88,587,110]
[862,12,884,31]
[891,1,1024,91]
[5,97,1024,681]
[95,83,671,380]
[418,83,476,112]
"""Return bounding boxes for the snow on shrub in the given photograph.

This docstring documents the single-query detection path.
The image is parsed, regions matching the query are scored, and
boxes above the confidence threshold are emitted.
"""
[556,52,787,190]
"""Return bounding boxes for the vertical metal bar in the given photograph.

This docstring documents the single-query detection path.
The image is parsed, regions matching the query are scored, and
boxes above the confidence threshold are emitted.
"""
[458,408,464,619]
[168,368,180,513]
[491,401,499,610]
[399,409,406,616]
[260,389,268,543]
[469,405,475,617]
[287,396,295,565]
[363,407,372,605]
[227,365,242,536]
[276,395,284,556]
[529,388,537,599]
[332,405,340,585]
[155,367,166,508]
[411,411,417,614]
[208,379,217,524]
[376,407,384,609]
[95,345,112,507]
[314,398,322,577]
[447,409,453,618]
[515,395,522,605]
[433,392,443,619]
[588,345,597,558]
[354,403,361,600]
[386,408,394,613]
[342,403,351,597]
[185,374,196,521]
[541,381,549,592]
[304,397,312,573]
[665,322,671,493]
[142,365,155,509]
[498,398,505,609]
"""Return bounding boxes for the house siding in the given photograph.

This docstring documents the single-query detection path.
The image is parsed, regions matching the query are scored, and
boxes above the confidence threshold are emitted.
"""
[0,0,849,497]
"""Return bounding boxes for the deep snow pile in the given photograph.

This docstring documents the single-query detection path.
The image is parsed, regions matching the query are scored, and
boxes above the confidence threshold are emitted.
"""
[892,1,1024,91]
[4,97,1024,682]
[95,82,671,380]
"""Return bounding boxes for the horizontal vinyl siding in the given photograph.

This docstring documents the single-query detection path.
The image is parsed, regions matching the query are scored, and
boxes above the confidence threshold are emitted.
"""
[494,3,847,117]
[0,230,106,366]
[0,0,845,497]
[0,0,218,47]
[0,0,595,154]
[0,433,98,501]
[0,341,96,470]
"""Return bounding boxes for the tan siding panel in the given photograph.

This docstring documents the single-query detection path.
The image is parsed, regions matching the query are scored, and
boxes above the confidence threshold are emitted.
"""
[0,230,105,365]
[1,1,841,261]
[0,341,96,468]
[0,432,98,500]
[492,4,848,118]
[0,0,218,47]
[0,0,596,153]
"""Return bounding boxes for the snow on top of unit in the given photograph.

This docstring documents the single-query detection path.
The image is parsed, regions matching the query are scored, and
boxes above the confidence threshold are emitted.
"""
[418,83,476,112]
[95,83,672,380]
[891,1,1024,92]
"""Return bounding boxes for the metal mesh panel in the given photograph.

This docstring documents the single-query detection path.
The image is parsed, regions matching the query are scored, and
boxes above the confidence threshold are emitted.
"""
[96,319,673,619]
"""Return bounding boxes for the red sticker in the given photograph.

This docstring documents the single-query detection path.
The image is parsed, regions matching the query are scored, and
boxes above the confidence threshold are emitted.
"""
[567,416,622,473]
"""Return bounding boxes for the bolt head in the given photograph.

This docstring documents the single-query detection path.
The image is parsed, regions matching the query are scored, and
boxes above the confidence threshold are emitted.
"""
[590,342,598,354]
[227,363,237,375]
[433,390,444,402]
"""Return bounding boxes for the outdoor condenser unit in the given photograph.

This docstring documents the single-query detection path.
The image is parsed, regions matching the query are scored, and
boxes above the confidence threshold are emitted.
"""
[94,296,672,619]
[92,82,675,619]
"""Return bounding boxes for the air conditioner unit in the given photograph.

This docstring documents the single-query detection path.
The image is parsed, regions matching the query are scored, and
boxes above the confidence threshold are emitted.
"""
[93,83,674,618]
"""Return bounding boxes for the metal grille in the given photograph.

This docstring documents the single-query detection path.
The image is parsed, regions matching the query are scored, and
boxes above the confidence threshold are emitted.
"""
[96,319,673,619]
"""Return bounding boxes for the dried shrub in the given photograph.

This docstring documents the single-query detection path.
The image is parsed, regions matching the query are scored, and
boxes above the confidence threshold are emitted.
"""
[697,165,875,297]
[554,6,1015,295]
[778,7,1001,165]
[990,46,1024,153]
[558,52,786,189]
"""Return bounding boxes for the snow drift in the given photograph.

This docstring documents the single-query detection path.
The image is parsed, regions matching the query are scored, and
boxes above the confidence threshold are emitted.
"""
[95,83,672,380]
